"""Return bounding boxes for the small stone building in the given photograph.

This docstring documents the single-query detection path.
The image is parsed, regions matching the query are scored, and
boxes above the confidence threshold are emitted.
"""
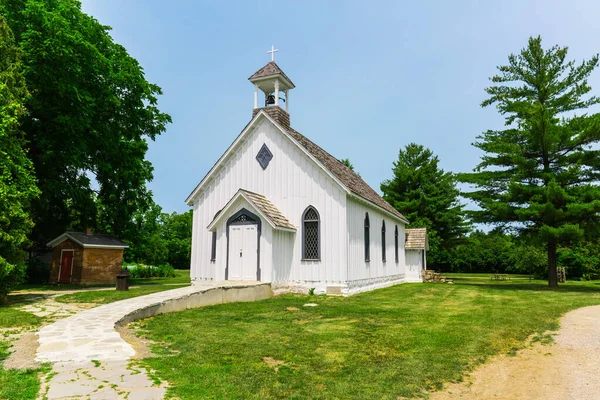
[47,231,129,284]
[405,228,429,282]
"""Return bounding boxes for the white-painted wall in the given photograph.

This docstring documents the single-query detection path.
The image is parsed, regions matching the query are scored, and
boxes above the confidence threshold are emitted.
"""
[345,197,406,294]
[405,250,424,282]
[190,116,348,290]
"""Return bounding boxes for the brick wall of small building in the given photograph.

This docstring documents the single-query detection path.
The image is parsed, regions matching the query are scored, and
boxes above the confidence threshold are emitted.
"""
[80,248,124,284]
[49,239,84,284]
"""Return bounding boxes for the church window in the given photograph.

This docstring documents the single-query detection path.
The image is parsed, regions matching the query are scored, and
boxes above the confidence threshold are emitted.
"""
[382,220,386,262]
[364,212,370,262]
[210,231,217,261]
[302,206,320,260]
[256,143,273,170]
[395,225,399,263]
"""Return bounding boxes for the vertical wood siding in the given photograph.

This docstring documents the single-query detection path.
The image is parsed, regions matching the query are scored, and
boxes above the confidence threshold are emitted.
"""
[346,197,406,292]
[190,118,347,287]
[405,250,423,282]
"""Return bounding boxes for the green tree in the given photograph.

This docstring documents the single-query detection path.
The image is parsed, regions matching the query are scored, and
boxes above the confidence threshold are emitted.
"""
[0,16,40,297]
[122,202,168,266]
[163,210,192,269]
[381,143,468,267]
[2,0,171,245]
[339,158,355,170]
[458,37,600,287]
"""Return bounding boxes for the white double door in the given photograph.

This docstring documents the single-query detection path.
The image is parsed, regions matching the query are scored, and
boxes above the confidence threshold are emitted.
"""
[228,224,258,280]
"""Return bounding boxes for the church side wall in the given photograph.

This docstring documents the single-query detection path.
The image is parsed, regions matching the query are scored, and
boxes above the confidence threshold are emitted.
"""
[190,118,348,289]
[345,197,406,295]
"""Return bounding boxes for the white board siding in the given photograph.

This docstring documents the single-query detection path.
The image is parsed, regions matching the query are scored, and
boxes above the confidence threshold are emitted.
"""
[405,250,424,282]
[190,118,347,287]
[346,197,406,294]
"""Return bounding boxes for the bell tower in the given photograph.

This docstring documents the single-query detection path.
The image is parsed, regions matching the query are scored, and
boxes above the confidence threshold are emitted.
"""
[249,46,295,128]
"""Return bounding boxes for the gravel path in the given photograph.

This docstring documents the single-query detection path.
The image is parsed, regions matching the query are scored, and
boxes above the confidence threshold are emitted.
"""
[430,305,600,400]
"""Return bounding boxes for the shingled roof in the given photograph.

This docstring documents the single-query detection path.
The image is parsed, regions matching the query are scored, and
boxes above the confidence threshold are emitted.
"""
[405,228,428,249]
[47,232,129,248]
[248,61,295,87]
[240,190,296,230]
[207,189,296,231]
[286,127,407,222]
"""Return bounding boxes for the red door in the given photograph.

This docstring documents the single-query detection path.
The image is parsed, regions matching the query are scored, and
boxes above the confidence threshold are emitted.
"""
[59,250,74,282]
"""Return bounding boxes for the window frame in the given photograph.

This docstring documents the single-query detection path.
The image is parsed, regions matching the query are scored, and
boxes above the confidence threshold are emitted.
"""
[364,212,370,262]
[302,206,321,261]
[382,220,386,262]
[394,225,399,263]
[210,231,217,261]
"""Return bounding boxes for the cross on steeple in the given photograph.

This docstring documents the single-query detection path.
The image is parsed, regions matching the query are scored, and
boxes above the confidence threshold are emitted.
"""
[267,45,278,62]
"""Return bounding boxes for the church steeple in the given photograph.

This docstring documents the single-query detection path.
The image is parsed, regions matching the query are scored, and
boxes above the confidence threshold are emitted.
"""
[249,46,295,126]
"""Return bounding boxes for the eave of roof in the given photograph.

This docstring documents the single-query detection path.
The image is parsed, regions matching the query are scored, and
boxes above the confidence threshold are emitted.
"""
[207,189,296,232]
[248,61,295,88]
[46,232,129,249]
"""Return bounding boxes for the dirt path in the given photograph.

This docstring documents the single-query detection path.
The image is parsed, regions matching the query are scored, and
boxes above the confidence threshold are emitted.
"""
[430,305,600,400]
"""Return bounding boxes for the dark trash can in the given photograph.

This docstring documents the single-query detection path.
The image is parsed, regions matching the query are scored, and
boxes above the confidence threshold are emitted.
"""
[116,268,130,291]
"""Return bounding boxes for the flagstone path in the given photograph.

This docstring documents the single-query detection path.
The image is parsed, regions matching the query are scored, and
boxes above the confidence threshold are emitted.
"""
[35,281,270,399]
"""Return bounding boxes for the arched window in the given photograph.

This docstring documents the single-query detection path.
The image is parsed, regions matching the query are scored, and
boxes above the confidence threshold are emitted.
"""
[364,212,370,262]
[302,206,320,260]
[394,225,399,263]
[210,210,221,261]
[382,220,387,262]
[210,231,217,261]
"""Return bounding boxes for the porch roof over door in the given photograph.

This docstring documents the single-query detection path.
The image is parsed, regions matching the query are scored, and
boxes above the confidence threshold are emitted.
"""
[207,189,296,232]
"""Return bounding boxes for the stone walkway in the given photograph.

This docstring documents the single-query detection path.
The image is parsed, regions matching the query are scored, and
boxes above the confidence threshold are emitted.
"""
[36,281,272,399]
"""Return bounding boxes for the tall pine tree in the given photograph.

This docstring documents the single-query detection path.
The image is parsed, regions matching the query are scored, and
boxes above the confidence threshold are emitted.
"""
[381,143,468,267]
[459,37,600,287]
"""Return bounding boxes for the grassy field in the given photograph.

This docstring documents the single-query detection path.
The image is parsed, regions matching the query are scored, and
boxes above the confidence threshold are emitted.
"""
[54,283,189,305]
[0,302,46,399]
[130,269,190,286]
[137,275,600,399]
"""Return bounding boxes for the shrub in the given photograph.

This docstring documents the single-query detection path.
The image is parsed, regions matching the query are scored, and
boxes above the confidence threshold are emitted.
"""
[127,263,176,279]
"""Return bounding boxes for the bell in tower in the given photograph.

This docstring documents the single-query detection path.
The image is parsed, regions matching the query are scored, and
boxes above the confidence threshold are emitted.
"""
[248,46,295,114]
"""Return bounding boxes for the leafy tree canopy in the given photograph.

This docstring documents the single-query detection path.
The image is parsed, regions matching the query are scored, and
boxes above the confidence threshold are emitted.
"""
[381,143,468,267]
[458,36,600,287]
[0,15,39,296]
[2,0,171,245]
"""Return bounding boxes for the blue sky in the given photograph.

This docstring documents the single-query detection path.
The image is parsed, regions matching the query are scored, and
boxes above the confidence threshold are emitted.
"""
[81,0,600,214]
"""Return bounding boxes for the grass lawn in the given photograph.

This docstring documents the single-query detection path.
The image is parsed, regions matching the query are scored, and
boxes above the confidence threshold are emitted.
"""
[0,307,42,330]
[137,275,600,399]
[130,269,190,286]
[0,303,46,400]
[54,283,190,305]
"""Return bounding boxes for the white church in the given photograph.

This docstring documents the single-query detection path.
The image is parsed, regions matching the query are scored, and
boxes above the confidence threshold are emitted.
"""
[186,50,428,295]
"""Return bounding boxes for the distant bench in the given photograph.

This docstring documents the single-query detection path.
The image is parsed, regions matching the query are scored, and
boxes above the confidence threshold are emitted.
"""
[491,274,510,281]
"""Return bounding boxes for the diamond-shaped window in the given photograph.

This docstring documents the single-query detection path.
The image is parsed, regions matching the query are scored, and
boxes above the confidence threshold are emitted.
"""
[256,144,273,170]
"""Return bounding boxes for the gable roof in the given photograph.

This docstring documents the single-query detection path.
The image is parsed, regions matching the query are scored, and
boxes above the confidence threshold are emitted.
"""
[405,228,428,250]
[185,109,408,223]
[286,127,407,222]
[207,189,296,232]
[47,232,129,249]
[248,61,295,88]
